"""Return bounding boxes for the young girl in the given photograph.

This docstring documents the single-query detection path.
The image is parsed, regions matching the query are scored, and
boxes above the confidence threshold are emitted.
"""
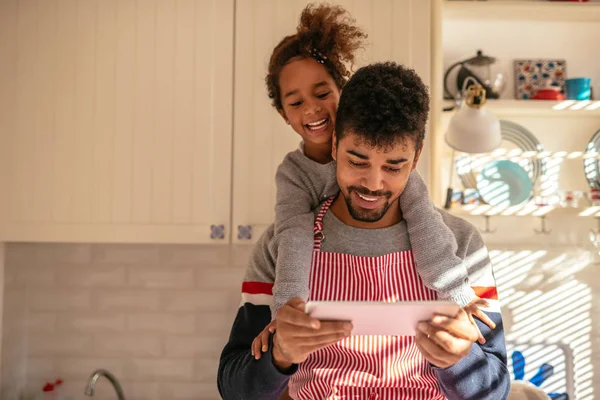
[251,3,494,359]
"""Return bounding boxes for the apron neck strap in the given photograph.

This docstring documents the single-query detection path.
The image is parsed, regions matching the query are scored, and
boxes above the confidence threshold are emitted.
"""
[313,196,336,251]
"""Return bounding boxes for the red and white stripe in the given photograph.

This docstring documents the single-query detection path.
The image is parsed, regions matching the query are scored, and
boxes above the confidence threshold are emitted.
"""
[289,199,453,400]
[468,251,501,313]
[240,281,273,307]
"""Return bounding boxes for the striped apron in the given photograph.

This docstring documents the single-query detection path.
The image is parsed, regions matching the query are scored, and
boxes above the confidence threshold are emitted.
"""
[288,198,447,400]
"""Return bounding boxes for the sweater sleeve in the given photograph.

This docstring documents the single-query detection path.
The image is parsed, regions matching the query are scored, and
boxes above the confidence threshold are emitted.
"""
[400,171,475,306]
[217,226,298,400]
[271,149,338,316]
[433,227,510,400]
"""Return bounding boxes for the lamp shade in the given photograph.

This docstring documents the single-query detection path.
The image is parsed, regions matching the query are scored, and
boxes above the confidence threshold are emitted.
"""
[445,103,502,154]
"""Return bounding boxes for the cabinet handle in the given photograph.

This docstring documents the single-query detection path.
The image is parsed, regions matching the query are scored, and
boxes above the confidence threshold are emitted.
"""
[237,225,253,240]
[210,224,225,240]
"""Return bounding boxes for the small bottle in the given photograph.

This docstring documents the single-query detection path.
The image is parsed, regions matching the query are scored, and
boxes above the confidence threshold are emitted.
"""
[41,383,55,400]
[53,379,63,400]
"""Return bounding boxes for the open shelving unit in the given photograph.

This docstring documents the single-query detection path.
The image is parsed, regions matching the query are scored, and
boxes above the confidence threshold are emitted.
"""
[444,1,600,23]
[449,203,600,218]
[431,0,600,210]
[445,99,600,118]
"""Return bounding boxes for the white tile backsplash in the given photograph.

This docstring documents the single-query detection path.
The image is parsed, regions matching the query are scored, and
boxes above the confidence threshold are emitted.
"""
[1,243,251,400]
[4,242,600,399]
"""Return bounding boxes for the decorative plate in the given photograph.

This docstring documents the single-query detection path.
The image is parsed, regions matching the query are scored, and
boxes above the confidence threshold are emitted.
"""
[456,120,546,191]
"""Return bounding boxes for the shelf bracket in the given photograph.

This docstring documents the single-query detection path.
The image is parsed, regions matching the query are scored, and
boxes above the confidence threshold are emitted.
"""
[534,216,551,235]
[481,215,496,234]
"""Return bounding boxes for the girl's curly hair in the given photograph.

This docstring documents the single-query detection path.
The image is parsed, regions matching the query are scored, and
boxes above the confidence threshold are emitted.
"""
[266,3,367,110]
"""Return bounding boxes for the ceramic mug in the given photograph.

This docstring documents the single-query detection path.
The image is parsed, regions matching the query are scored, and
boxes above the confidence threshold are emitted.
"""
[565,77,591,100]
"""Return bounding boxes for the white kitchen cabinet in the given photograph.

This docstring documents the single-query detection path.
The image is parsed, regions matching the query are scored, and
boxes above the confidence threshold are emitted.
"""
[231,0,435,243]
[0,0,435,244]
[0,0,233,243]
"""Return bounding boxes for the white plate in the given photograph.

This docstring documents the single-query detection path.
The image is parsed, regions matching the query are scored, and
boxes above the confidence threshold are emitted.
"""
[305,301,460,336]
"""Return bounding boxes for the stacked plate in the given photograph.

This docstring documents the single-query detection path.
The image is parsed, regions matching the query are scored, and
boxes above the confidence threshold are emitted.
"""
[584,128,600,190]
[456,120,546,206]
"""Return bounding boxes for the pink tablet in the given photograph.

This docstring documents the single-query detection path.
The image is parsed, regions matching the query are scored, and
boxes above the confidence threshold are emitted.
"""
[305,301,460,336]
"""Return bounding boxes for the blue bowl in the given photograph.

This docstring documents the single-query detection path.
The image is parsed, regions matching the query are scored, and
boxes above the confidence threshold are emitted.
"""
[565,77,591,101]
[477,160,533,207]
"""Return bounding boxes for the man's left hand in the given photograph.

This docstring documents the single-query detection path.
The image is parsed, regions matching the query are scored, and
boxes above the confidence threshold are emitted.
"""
[414,309,480,369]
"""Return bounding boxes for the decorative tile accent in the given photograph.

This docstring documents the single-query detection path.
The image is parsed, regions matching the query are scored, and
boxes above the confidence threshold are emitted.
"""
[514,59,567,100]
[210,224,225,240]
[237,225,252,240]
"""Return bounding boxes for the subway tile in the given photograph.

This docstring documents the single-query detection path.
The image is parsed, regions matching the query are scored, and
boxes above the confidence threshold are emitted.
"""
[29,289,92,311]
[16,265,55,287]
[124,359,194,381]
[164,336,226,357]
[51,244,93,264]
[3,264,19,288]
[128,314,195,334]
[57,312,126,333]
[55,358,125,379]
[28,334,92,357]
[128,266,195,288]
[6,244,92,265]
[120,381,161,400]
[161,290,240,312]
[93,334,162,357]
[196,266,244,289]
[231,244,254,268]
[159,245,232,266]
[193,358,220,383]
[60,380,131,400]
[195,313,233,337]
[159,382,221,400]
[3,288,27,312]
[95,290,160,311]
[27,312,57,333]
[92,244,160,265]
[26,357,56,379]
[56,265,126,287]
[5,243,43,266]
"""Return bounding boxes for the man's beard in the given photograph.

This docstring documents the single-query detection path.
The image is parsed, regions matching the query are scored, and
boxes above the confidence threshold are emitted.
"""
[343,186,396,222]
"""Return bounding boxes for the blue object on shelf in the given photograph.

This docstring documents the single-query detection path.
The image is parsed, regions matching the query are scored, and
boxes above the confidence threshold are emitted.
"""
[477,160,533,207]
[565,77,591,100]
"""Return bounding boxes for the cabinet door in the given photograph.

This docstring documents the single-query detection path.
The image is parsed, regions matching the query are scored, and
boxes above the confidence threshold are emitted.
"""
[0,0,233,244]
[232,0,432,243]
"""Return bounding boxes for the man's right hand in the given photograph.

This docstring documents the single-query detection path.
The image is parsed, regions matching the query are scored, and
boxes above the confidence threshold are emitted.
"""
[272,297,353,370]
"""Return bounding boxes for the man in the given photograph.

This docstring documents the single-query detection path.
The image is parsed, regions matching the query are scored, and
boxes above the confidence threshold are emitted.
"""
[218,62,510,400]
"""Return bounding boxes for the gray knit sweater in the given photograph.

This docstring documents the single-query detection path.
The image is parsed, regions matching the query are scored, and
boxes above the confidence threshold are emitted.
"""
[271,148,475,317]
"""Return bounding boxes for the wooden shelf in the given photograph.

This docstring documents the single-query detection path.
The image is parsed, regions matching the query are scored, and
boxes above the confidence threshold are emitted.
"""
[448,203,600,217]
[444,1,600,23]
[445,100,600,118]
[449,148,599,161]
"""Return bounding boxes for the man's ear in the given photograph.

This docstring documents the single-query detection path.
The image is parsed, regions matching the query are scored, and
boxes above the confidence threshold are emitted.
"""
[332,131,338,161]
[278,109,289,125]
[411,144,423,171]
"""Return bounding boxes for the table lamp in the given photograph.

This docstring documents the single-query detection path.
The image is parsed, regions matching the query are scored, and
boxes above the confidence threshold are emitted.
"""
[443,84,502,209]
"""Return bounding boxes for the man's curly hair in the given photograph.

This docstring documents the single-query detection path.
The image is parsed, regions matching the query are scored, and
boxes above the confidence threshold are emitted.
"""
[335,62,430,150]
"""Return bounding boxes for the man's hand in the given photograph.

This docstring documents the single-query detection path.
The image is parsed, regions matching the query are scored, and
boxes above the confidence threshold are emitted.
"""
[272,297,352,370]
[414,309,479,369]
